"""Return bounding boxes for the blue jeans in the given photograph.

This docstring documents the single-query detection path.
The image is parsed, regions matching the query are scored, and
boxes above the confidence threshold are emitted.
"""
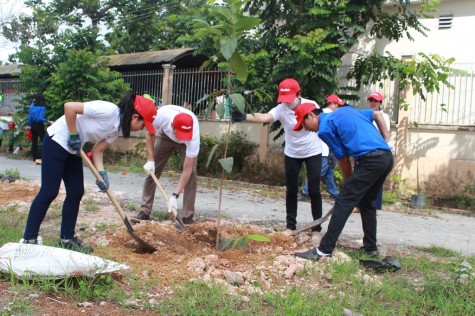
[303,156,339,198]
[23,134,84,240]
[285,154,322,232]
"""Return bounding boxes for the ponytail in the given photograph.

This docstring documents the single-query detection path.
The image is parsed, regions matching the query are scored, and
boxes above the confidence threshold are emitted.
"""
[118,93,139,137]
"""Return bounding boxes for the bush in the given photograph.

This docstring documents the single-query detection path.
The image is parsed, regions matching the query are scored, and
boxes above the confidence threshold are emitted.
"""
[198,131,256,176]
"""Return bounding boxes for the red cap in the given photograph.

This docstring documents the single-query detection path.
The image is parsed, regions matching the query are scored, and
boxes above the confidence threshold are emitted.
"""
[293,103,317,131]
[173,113,194,141]
[134,95,157,134]
[367,92,384,102]
[326,94,344,106]
[277,78,301,103]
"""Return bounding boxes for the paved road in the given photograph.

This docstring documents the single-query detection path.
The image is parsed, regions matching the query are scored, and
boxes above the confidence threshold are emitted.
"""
[1,153,474,256]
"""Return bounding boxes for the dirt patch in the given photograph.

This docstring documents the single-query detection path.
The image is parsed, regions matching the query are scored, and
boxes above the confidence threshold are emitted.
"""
[0,180,39,206]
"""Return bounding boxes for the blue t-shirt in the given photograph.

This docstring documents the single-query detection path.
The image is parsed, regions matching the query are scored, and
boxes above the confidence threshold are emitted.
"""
[318,106,390,160]
[27,104,48,125]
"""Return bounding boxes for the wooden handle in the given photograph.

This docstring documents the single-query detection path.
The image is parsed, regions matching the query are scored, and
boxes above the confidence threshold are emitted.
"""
[150,172,169,202]
[149,171,180,217]
[80,150,127,221]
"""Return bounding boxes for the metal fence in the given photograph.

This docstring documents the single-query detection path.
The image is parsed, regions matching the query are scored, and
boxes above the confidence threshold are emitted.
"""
[410,63,475,126]
[172,68,227,116]
[0,78,24,114]
[121,70,164,105]
[120,68,227,116]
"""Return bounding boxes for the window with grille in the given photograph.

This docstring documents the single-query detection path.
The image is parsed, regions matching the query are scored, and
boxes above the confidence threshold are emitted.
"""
[438,15,453,29]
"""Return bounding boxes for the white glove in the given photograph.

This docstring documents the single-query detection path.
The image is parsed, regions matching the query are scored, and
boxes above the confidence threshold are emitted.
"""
[167,196,178,213]
[143,160,155,172]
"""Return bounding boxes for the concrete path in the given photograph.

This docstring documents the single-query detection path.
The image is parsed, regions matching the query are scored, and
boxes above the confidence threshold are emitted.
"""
[1,153,474,256]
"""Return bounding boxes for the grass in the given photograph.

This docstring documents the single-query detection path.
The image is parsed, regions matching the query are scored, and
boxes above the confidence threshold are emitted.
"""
[82,198,99,212]
[1,206,475,315]
[3,168,21,179]
[0,205,27,244]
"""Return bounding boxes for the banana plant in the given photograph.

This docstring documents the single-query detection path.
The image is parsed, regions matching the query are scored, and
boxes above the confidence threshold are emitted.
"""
[192,0,261,249]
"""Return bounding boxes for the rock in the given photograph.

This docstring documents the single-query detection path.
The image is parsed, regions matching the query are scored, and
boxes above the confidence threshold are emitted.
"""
[284,264,299,279]
[95,236,110,247]
[204,254,219,264]
[187,258,207,274]
[224,270,245,285]
[77,301,94,308]
[343,308,363,316]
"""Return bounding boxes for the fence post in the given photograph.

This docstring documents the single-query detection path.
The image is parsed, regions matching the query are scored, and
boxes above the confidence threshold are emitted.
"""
[162,64,176,105]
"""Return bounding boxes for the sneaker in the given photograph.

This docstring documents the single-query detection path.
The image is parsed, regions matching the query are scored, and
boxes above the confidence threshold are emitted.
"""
[130,211,150,223]
[34,159,42,165]
[294,248,330,261]
[19,236,43,245]
[182,216,196,226]
[58,238,93,254]
[311,231,323,247]
[356,246,379,258]
[282,229,295,236]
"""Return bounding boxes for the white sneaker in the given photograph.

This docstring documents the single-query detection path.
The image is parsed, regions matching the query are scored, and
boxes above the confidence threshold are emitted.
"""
[282,229,295,236]
[311,231,323,247]
[19,236,43,245]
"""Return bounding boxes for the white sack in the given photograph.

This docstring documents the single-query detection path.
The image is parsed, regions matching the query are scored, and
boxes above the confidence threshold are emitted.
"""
[0,242,130,279]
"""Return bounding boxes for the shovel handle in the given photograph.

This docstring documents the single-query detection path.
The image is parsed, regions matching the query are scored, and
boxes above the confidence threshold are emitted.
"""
[80,150,127,221]
[149,172,186,228]
[150,172,170,202]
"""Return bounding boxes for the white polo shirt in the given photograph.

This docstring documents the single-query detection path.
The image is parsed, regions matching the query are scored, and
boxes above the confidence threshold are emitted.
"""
[154,105,200,157]
[268,98,323,158]
[47,101,121,154]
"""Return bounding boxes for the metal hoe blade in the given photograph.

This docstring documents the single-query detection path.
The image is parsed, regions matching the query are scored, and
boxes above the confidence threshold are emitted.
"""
[80,150,157,253]
[291,207,335,235]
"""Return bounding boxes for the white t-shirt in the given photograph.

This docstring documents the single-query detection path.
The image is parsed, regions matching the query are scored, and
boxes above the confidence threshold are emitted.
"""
[154,105,200,157]
[47,101,121,154]
[373,111,390,132]
[268,97,323,158]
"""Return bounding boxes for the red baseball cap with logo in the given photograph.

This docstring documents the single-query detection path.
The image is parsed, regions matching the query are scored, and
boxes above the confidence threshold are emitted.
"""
[326,94,344,105]
[173,113,194,141]
[134,95,157,134]
[293,103,317,131]
[277,78,301,103]
[367,92,384,102]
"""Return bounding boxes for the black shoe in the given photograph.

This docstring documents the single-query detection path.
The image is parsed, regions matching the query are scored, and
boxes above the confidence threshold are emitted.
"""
[294,248,329,261]
[58,238,93,254]
[130,211,150,223]
[357,246,379,258]
[182,216,196,226]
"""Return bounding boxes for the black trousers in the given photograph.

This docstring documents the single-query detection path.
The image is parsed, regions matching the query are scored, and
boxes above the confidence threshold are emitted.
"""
[31,122,46,160]
[319,151,394,254]
[284,154,322,232]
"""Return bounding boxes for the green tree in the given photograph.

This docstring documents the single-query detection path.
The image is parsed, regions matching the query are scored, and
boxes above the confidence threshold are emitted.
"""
[45,50,130,118]
[239,0,440,106]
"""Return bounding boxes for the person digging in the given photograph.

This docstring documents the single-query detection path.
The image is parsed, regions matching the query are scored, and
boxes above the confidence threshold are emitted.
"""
[292,103,393,261]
